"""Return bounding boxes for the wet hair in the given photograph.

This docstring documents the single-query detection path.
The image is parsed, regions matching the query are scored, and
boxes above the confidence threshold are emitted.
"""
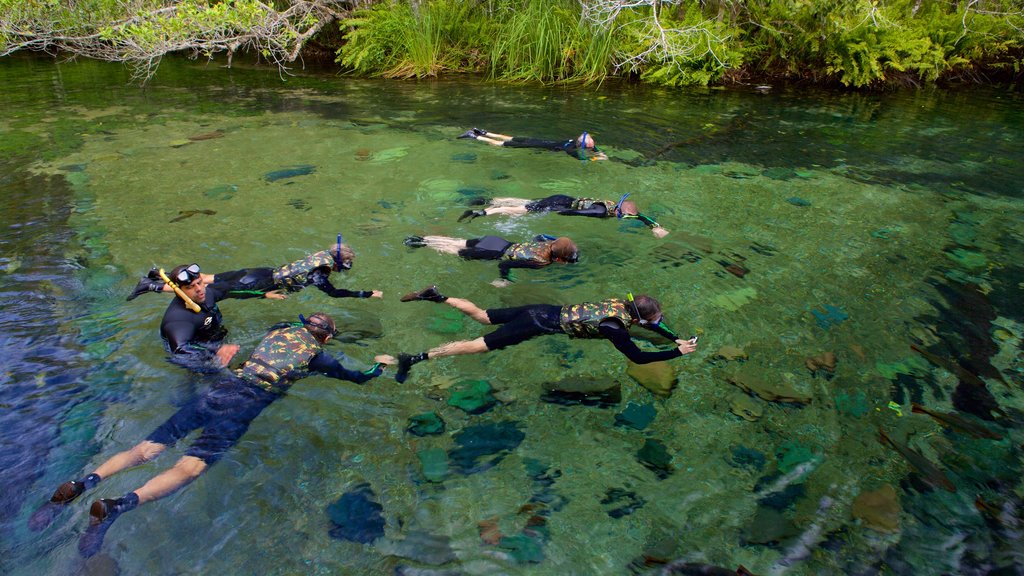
[329,244,356,270]
[576,133,595,149]
[304,312,337,342]
[550,237,579,263]
[618,200,639,216]
[632,295,661,322]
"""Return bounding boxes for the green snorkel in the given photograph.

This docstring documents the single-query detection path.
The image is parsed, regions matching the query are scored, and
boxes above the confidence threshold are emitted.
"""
[627,292,680,340]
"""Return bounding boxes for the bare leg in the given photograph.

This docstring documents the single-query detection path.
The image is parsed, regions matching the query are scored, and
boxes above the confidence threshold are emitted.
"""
[477,135,509,146]
[427,337,489,359]
[422,235,469,255]
[93,440,167,479]
[443,297,491,324]
[133,456,208,505]
[488,197,531,208]
[485,206,530,217]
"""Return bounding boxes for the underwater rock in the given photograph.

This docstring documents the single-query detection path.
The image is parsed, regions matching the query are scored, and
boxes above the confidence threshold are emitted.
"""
[394,566,464,576]
[727,445,767,470]
[451,152,477,163]
[786,197,811,207]
[447,380,496,414]
[852,484,900,533]
[615,402,656,430]
[945,248,987,270]
[730,393,763,421]
[264,165,315,182]
[449,422,524,474]
[805,352,837,379]
[834,390,869,418]
[764,167,797,180]
[626,361,676,397]
[169,139,192,148]
[369,147,409,162]
[712,287,758,311]
[203,184,237,200]
[498,534,544,563]
[727,367,811,405]
[418,448,449,483]
[354,148,371,161]
[169,209,215,223]
[188,130,224,141]
[743,506,800,546]
[380,531,457,565]
[723,166,760,179]
[334,314,384,342]
[637,439,674,479]
[407,412,445,436]
[601,487,647,519]
[811,305,848,329]
[478,517,503,545]
[714,346,748,361]
[326,483,385,543]
[540,377,621,407]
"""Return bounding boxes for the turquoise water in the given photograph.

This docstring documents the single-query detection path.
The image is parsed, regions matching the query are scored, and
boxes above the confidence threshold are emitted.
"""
[1,55,1022,575]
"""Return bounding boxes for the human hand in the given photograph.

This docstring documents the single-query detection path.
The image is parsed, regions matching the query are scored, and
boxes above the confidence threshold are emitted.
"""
[652,226,670,239]
[370,290,384,298]
[374,354,397,365]
[216,344,240,366]
[675,336,698,355]
[490,279,511,288]
[591,152,608,161]
[264,290,288,300]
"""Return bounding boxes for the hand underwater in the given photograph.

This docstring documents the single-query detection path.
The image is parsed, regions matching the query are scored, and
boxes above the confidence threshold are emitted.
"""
[374,354,397,365]
[264,290,288,300]
[675,337,698,355]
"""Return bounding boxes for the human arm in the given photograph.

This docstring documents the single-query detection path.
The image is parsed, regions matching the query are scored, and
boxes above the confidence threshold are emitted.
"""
[598,320,688,364]
[497,259,545,280]
[309,268,379,299]
[163,319,233,367]
[307,351,389,384]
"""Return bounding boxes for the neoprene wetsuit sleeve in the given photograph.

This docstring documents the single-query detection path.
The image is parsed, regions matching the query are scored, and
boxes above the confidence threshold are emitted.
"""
[497,259,545,280]
[556,204,609,218]
[598,320,683,364]
[636,213,661,229]
[310,268,372,298]
[163,321,219,364]
[308,352,380,383]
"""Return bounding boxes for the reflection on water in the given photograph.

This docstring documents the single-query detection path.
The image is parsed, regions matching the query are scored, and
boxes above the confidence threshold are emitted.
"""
[0,55,1022,575]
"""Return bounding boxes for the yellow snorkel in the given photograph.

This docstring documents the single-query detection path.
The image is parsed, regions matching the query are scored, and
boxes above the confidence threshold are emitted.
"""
[158,268,201,313]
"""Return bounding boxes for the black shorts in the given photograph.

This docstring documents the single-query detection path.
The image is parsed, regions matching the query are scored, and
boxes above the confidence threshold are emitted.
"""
[525,195,575,213]
[146,378,278,464]
[211,268,275,294]
[458,235,512,260]
[501,137,566,151]
[483,304,563,350]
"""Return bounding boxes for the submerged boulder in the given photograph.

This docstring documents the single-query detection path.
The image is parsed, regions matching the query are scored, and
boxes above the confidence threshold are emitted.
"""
[852,484,900,533]
[727,366,811,405]
[540,377,621,407]
[327,483,385,544]
[626,361,676,397]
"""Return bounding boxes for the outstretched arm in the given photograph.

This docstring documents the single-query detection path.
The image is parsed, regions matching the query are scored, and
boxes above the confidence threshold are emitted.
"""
[307,351,384,384]
[497,259,545,280]
[310,269,380,298]
[598,320,686,364]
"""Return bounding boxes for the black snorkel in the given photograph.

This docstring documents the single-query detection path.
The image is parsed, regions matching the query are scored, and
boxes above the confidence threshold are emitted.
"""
[627,292,680,341]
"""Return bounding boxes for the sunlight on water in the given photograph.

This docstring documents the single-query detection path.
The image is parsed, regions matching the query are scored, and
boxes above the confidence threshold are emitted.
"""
[2,56,1023,575]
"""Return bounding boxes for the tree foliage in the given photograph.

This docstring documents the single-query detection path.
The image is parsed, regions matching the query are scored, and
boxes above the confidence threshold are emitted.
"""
[2,0,1022,86]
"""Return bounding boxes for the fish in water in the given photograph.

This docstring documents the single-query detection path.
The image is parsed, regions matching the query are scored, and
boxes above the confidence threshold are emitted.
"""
[188,130,224,141]
[264,165,316,182]
[877,428,957,492]
[910,403,1003,440]
[910,344,990,388]
[169,209,216,223]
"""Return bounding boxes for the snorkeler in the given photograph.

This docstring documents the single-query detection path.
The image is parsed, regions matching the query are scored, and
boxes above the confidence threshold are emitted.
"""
[393,286,698,383]
[458,193,670,238]
[127,237,383,301]
[403,234,579,286]
[28,313,394,557]
[457,128,608,161]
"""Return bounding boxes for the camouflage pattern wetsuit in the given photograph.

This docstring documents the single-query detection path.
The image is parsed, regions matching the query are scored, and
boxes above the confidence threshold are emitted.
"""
[457,235,562,279]
[479,299,682,363]
[209,250,374,299]
[146,324,382,464]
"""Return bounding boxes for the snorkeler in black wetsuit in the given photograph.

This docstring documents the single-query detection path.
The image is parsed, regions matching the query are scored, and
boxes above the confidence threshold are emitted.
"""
[457,128,608,161]
[157,263,240,372]
[458,193,671,238]
[403,234,579,282]
[392,287,698,383]
[127,239,383,301]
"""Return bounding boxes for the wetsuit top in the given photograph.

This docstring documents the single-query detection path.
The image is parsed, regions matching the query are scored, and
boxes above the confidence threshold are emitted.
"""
[160,285,230,368]
[272,250,374,298]
[502,137,594,159]
[559,299,682,364]
[236,325,380,393]
[498,239,555,280]
[558,198,662,229]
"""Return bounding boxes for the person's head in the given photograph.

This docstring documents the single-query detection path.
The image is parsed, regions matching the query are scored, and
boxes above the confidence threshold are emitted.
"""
[303,312,337,343]
[550,237,579,263]
[329,244,355,271]
[576,132,596,150]
[169,263,205,302]
[616,200,639,217]
[630,294,662,326]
